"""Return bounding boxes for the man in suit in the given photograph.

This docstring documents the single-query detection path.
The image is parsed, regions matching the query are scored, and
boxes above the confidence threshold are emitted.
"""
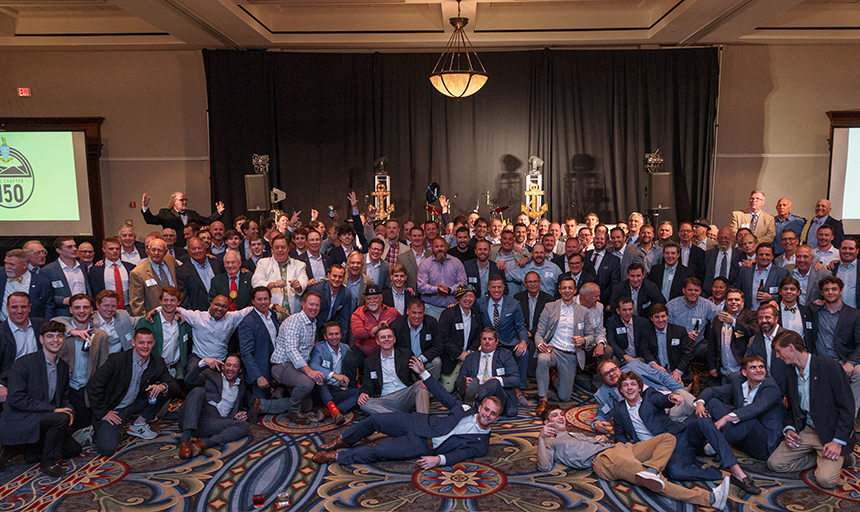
[583,231,621,306]
[396,225,430,292]
[826,235,860,308]
[2,249,54,320]
[768,330,855,488]
[390,299,444,380]
[329,224,358,269]
[208,251,252,312]
[117,226,146,267]
[0,292,45,400]
[88,237,136,310]
[514,271,552,341]
[534,276,597,412]
[707,288,759,387]
[128,238,178,316]
[87,328,181,456]
[135,286,192,379]
[555,252,597,299]
[773,277,814,342]
[605,297,650,364]
[730,190,776,243]
[551,237,580,273]
[640,303,694,385]
[357,326,429,415]
[807,275,860,413]
[610,263,666,317]
[464,240,504,298]
[695,354,782,461]
[648,242,694,301]
[141,191,225,248]
[455,327,520,417]
[436,285,483,383]
[803,198,845,250]
[312,356,502,468]
[733,242,790,311]
[0,320,81,477]
[177,237,225,311]
[161,228,188,260]
[703,228,735,297]
[675,222,707,280]
[383,264,414,315]
[239,235,267,273]
[238,286,280,399]
[363,238,392,290]
[41,236,92,318]
[620,224,662,275]
[251,235,308,316]
[309,321,362,424]
[608,371,761,493]
[794,245,829,307]
[746,303,796,386]
[177,354,258,458]
[308,264,353,339]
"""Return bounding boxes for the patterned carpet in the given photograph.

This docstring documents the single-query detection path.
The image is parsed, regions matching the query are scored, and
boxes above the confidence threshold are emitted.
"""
[2,388,860,512]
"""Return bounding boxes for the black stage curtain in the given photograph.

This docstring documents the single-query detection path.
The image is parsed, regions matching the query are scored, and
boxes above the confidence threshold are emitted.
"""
[204,48,718,225]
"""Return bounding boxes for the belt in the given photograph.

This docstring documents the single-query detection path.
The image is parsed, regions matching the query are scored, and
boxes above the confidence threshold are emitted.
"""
[552,347,575,355]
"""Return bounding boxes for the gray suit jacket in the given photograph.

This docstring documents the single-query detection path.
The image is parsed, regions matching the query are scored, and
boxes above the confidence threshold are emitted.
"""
[396,247,429,292]
[91,310,138,352]
[534,300,596,369]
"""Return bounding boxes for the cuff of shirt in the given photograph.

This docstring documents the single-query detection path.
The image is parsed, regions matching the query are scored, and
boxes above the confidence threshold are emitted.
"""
[438,455,446,466]
[142,206,149,212]
[833,438,847,446]
[693,399,705,406]
[728,412,739,424]
[783,426,796,435]
[327,371,334,380]
[420,370,431,381]
[419,355,428,363]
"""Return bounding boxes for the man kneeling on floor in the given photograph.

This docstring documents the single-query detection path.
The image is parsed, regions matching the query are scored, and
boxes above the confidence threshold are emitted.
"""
[536,404,730,510]
[312,357,501,468]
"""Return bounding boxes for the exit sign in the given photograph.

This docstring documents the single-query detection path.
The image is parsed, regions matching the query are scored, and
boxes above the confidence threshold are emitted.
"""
[18,88,30,97]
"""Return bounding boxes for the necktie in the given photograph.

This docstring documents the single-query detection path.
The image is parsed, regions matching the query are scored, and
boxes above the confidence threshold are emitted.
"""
[493,303,500,328]
[229,277,237,311]
[157,264,170,286]
[784,305,797,314]
[750,213,759,233]
[113,263,124,309]
[592,252,599,268]
[481,354,491,383]
[719,252,728,278]
[8,277,22,283]
[279,263,292,314]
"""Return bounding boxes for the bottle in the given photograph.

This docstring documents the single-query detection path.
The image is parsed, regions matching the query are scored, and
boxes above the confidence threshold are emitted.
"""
[758,280,765,293]
[692,320,700,337]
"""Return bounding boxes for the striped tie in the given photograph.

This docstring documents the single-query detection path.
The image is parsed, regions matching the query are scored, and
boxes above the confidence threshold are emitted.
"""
[493,302,500,328]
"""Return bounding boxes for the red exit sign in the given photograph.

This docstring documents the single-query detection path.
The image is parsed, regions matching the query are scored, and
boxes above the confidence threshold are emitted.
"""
[18,88,30,97]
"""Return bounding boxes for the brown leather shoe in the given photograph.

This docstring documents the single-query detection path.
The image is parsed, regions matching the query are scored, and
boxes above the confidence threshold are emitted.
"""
[178,440,193,459]
[312,451,337,464]
[320,436,347,451]
[191,440,207,457]
[287,410,308,425]
[251,397,263,417]
[535,398,548,416]
[332,409,345,425]
[41,461,67,478]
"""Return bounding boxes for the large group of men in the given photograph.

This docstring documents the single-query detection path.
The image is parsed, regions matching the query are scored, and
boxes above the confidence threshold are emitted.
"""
[1,188,857,509]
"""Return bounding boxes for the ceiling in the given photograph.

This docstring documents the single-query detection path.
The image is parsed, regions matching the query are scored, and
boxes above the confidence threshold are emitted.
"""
[0,0,858,51]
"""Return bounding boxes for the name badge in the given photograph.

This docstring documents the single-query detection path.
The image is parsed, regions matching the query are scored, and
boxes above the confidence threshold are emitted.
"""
[370,371,378,379]
[496,368,506,376]
[461,404,471,411]
[806,321,813,330]
[741,223,750,229]
[642,301,652,309]
[125,333,133,341]
[455,323,464,330]
[577,323,584,331]
[468,277,478,283]
[145,278,158,287]
[769,287,778,294]
[425,334,432,340]
[601,403,611,414]
[322,360,331,368]
[544,271,553,278]
[183,334,189,342]
[52,280,64,289]
[616,327,627,334]
[671,338,680,346]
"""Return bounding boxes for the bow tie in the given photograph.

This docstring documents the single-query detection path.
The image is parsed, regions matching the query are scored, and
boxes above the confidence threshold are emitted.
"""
[7,277,22,283]
[784,306,797,313]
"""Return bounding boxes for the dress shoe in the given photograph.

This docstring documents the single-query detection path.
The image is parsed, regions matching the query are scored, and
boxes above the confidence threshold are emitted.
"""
[251,397,263,417]
[535,398,548,416]
[178,440,194,459]
[320,436,347,451]
[312,451,337,464]
[41,462,67,478]
[844,453,856,468]
[331,409,345,425]
[287,410,308,425]
[730,474,761,495]
[516,394,531,407]
[0,446,11,471]
[191,440,207,457]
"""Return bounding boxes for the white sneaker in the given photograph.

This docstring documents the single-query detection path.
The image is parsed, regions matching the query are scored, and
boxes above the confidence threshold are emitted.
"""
[703,443,716,456]
[127,422,158,440]
[711,475,731,511]
[635,470,666,492]
[72,426,93,445]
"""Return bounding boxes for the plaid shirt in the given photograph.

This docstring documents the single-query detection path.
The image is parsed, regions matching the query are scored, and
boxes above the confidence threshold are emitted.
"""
[386,240,400,266]
[271,311,317,369]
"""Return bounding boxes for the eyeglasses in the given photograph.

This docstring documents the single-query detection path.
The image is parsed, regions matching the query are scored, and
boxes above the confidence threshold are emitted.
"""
[601,367,619,378]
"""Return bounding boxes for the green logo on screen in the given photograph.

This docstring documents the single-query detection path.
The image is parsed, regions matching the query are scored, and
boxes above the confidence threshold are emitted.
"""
[0,137,35,209]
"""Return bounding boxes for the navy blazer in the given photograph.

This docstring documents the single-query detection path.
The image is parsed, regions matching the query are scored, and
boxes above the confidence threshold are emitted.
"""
[41,259,92,317]
[181,362,256,423]
[390,314,445,363]
[648,263,695,301]
[437,306,483,374]
[474,296,528,347]
[237,308,280,383]
[0,317,45,387]
[701,247,728,296]
[681,245,707,282]
[553,270,597,300]
[639,323,694,375]
[0,350,71,445]
[773,300,814,345]
[88,260,136,304]
[807,303,860,363]
[745,329,794,387]
[513,289,553,337]
[0,271,54,320]
[698,376,783,454]
[707,308,759,372]
[805,216,845,249]
[361,347,417,398]
[733,264,791,310]
[209,271,254,311]
[783,355,855,456]
[610,387,685,443]
[463,260,505,298]
[610,278,666,317]
[382,288,415,316]
[308,281,353,339]
[583,250,622,305]
[605,313,649,360]
[177,257,226,311]
[459,347,520,416]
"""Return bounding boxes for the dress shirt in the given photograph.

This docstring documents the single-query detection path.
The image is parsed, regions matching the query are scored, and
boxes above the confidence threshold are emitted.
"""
[180,306,253,361]
[792,268,812,305]
[622,319,636,358]
[43,356,58,402]
[632,244,662,273]
[777,253,796,268]
[97,312,121,353]
[837,260,858,308]
[815,306,841,361]
[660,264,677,300]
[655,328,669,368]
[104,260,130,302]
[666,297,719,344]
[11,320,37,359]
[191,258,216,292]
[751,264,773,310]
[392,289,406,315]
[459,307,473,351]
[322,342,345,385]
[121,247,143,266]
[255,309,277,343]
[365,257,382,285]
[307,252,326,280]
[210,242,226,255]
[762,327,779,372]
[347,277,362,311]
[409,323,425,360]
[477,263,490,295]
[540,431,614,471]
[781,305,803,336]
[630,287,640,315]
[551,301,577,352]
[715,249,732,279]
[209,374,241,418]
[720,322,741,375]
[379,351,407,396]
[1,273,30,321]
[796,355,814,429]
[494,250,518,273]
[160,311,181,366]
[152,261,174,286]
[117,353,149,409]
[57,260,86,297]
[815,246,840,267]
[591,250,606,271]
[679,245,691,267]
[430,414,489,463]
[527,295,537,329]
[626,399,654,441]
[807,216,828,250]
[417,256,467,308]
[271,310,317,368]
[69,335,90,391]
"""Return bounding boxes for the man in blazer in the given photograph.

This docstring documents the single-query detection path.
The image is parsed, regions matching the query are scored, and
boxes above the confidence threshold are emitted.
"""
[0,320,81,477]
[802,198,845,250]
[768,331,856,488]
[729,190,776,243]
[455,328,521,417]
[395,225,431,292]
[251,235,308,316]
[135,286,192,380]
[309,321,362,423]
[733,242,790,312]
[464,240,505,298]
[1,249,54,320]
[308,264,352,339]
[534,276,597,412]
[746,303,796,387]
[141,190,224,248]
[695,355,783,460]
[610,263,666,317]
[648,242,695,301]
[177,237,226,311]
[583,231,622,306]
[128,239,178,317]
[702,227,735,297]
[772,277,814,343]
[390,299,444,380]
[554,252,597,299]
[605,297,650,364]
[312,357,502,468]
[208,251,253,312]
[357,327,428,415]
[0,293,45,391]
[640,303,694,385]
[237,286,280,399]
[437,285,483,378]
[382,264,415,315]
[87,328,181,456]
[88,237,136,310]
[707,289,759,386]
[41,236,92,318]
[514,271,553,340]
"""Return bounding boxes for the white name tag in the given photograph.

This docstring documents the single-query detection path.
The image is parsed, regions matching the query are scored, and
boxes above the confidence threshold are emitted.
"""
[125,333,133,341]
[425,334,432,340]
[806,321,813,330]
[370,371,377,379]
[455,323,464,330]
[741,223,750,229]
[52,280,64,289]
[461,404,471,411]
[496,368,505,376]
[577,323,584,331]
[322,360,331,368]
[616,327,627,334]
[769,287,778,294]
[544,271,553,278]
[468,277,477,283]
[183,334,189,342]
[145,278,158,287]
[642,301,651,309]
[601,403,611,414]
[671,338,680,346]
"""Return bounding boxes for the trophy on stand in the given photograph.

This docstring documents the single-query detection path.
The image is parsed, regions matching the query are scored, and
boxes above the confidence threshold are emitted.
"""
[521,156,548,221]
[372,156,395,220]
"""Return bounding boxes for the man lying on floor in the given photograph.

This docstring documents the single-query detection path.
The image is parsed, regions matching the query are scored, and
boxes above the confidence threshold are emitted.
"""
[311,356,501,468]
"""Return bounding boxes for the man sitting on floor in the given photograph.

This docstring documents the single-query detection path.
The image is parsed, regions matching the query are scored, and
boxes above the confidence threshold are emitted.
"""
[455,327,520,418]
[357,326,429,415]
[312,356,502,468]
[309,321,362,424]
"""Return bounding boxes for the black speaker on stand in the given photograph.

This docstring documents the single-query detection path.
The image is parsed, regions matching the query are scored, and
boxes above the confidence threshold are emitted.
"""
[643,150,671,227]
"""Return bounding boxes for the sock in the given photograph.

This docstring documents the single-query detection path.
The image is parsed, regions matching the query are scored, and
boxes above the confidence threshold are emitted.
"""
[181,430,193,442]
[134,417,147,425]
[645,467,659,475]
[327,402,340,415]
[709,492,715,506]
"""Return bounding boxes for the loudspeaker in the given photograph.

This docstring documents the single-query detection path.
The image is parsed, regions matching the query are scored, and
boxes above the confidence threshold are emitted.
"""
[648,172,672,210]
[245,174,270,212]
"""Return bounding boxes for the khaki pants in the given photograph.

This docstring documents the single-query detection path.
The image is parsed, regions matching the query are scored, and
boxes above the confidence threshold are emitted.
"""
[767,425,844,488]
[592,433,710,506]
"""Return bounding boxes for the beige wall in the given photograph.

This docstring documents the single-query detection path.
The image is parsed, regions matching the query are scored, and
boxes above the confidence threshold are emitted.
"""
[714,43,860,229]
[0,50,210,239]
